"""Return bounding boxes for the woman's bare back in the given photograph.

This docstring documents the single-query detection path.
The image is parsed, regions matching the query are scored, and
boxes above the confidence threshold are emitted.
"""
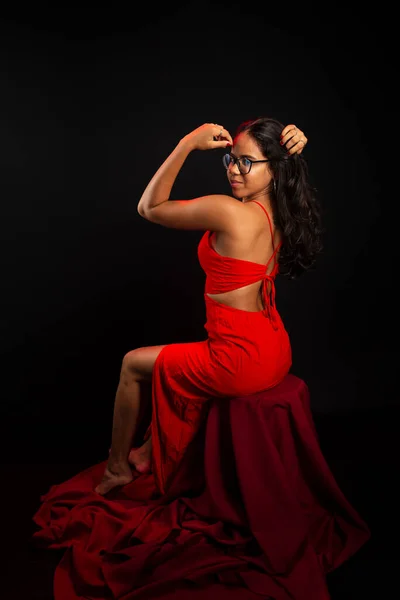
[206,200,282,312]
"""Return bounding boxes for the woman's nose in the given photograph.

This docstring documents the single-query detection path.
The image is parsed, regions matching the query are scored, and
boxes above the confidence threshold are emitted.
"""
[228,161,241,175]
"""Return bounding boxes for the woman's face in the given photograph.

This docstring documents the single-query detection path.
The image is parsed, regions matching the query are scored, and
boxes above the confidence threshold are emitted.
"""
[226,131,273,202]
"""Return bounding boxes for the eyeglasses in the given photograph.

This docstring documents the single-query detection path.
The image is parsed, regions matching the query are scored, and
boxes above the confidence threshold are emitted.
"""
[222,152,270,175]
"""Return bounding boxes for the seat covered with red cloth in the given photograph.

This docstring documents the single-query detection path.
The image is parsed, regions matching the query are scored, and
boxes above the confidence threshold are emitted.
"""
[32,374,370,600]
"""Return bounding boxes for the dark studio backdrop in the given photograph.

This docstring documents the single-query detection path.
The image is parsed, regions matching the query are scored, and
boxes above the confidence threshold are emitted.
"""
[1,1,398,465]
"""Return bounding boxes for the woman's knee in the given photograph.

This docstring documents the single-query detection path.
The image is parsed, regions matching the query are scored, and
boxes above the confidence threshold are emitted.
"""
[121,345,166,382]
[122,348,144,378]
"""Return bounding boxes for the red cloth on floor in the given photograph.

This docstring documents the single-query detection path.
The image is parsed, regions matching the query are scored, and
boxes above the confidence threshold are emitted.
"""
[32,374,370,600]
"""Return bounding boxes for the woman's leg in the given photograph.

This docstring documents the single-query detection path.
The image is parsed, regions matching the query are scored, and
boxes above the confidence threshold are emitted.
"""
[95,345,166,495]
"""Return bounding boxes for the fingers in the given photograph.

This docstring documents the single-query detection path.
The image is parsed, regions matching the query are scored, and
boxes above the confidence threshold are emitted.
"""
[280,124,308,155]
[212,123,233,146]
[280,123,297,139]
[219,126,233,146]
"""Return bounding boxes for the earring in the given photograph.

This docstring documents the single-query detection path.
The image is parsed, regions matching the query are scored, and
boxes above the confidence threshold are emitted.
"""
[273,179,277,194]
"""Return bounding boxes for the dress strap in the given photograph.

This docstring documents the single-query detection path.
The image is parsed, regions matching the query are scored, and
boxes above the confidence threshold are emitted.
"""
[251,200,275,250]
[265,241,282,272]
[250,202,281,330]
[251,200,281,272]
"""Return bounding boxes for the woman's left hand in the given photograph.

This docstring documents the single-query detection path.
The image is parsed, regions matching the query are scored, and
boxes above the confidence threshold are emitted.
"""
[182,123,233,151]
[281,124,308,155]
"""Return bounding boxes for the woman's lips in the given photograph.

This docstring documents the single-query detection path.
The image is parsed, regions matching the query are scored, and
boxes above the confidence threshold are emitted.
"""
[230,181,242,186]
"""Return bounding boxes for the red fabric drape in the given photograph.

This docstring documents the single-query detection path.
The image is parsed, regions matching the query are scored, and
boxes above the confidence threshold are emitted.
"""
[32,374,370,599]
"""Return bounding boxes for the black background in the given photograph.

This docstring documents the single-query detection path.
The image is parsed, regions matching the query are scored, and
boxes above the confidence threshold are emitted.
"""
[1,2,399,597]
[1,0,398,453]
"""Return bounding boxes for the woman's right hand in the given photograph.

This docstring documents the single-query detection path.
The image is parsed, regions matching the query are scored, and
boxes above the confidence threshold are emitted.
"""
[182,123,233,152]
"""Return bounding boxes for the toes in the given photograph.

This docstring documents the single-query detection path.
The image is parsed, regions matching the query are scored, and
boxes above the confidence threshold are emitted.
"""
[95,483,108,495]
[94,476,115,495]
[94,469,133,495]
[135,463,151,474]
[95,479,128,495]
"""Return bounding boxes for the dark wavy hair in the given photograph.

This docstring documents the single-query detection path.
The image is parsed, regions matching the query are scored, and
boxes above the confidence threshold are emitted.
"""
[235,117,324,279]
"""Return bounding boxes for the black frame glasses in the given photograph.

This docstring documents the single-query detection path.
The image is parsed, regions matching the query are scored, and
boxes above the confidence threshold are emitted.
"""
[222,152,270,175]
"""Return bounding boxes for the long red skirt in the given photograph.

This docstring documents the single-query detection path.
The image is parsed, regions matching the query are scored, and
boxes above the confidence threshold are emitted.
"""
[145,294,293,494]
[32,295,370,599]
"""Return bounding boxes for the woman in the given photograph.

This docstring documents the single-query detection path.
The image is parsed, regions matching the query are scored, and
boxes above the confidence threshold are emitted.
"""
[95,118,323,496]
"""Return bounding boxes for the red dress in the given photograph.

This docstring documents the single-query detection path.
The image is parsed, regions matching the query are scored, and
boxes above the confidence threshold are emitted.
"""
[145,200,292,494]
[32,200,371,599]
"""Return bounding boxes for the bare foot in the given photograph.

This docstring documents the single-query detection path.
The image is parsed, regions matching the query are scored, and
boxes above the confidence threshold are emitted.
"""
[94,461,133,495]
[128,437,152,474]
[108,437,153,475]
[128,448,152,474]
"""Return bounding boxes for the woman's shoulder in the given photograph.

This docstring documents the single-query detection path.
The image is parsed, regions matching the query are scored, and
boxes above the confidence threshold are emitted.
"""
[236,201,282,250]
